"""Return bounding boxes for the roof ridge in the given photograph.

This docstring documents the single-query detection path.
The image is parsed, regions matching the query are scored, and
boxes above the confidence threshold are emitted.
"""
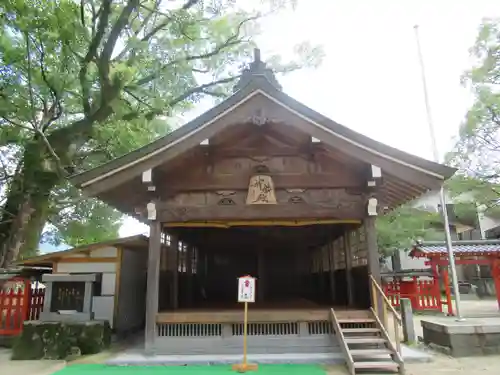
[418,239,500,246]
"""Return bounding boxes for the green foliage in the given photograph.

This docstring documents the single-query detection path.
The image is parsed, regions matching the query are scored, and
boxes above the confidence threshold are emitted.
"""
[444,18,500,222]
[376,205,444,256]
[12,321,111,360]
[445,175,500,217]
[0,0,323,262]
[447,19,500,201]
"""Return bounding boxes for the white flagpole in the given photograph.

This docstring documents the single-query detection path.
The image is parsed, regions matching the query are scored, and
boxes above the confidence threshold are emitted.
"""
[413,25,464,320]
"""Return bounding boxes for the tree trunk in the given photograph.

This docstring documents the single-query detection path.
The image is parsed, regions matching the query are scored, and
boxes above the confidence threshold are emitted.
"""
[18,195,51,259]
[0,138,63,268]
[0,105,114,268]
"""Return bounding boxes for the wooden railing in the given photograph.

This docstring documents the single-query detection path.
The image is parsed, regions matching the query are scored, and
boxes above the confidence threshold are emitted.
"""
[330,308,355,375]
[369,274,403,365]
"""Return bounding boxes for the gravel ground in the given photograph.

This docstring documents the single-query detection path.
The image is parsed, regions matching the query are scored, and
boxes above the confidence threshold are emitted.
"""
[323,351,500,374]
[324,353,500,375]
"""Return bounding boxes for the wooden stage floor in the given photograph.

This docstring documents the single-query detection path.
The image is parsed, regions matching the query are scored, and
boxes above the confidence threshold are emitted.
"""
[156,300,370,323]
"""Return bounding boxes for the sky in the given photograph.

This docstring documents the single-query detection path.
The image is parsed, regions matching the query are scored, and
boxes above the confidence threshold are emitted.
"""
[118,0,500,238]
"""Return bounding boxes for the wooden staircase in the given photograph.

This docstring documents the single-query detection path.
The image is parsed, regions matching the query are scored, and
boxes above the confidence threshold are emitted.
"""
[330,276,405,374]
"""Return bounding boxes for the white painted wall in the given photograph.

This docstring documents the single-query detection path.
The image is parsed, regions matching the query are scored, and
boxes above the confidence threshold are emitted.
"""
[90,247,118,258]
[92,296,115,324]
[56,262,116,273]
[478,213,500,238]
[384,251,432,280]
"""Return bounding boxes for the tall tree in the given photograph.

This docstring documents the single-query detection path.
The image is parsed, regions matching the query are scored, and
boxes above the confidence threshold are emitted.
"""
[447,18,500,209]
[376,205,443,257]
[0,0,323,267]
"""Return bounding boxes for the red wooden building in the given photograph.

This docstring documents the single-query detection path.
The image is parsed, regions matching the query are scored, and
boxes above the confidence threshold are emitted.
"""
[395,240,500,315]
[0,272,45,336]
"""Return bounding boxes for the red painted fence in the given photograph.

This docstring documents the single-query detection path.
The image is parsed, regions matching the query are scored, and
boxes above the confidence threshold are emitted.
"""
[383,277,442,312]
[0,278,45,336]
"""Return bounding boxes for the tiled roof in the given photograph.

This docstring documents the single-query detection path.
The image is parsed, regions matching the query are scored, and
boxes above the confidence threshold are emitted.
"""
[412,240,500,256]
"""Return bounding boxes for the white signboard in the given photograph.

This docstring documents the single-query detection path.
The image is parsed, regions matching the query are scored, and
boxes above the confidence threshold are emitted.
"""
[238,276,256,303]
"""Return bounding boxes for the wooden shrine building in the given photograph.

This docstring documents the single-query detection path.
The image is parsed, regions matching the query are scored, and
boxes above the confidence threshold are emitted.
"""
[70,50,456,370]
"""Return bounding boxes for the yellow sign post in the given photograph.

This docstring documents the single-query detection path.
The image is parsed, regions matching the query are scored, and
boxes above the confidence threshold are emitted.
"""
[232,275,258,373]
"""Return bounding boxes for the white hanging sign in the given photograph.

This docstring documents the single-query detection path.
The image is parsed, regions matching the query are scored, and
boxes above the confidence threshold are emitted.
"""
[238,276,256,303]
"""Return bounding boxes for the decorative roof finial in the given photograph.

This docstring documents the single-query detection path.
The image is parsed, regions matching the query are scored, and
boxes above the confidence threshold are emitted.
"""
[233,48,282,92]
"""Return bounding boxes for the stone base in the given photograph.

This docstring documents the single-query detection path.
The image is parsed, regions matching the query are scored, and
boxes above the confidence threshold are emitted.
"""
[421,319,500,357]
[105,345,431,366]
[40,311,94,322]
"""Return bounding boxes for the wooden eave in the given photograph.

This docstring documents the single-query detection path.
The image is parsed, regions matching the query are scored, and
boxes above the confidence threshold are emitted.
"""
[70,76,456,213]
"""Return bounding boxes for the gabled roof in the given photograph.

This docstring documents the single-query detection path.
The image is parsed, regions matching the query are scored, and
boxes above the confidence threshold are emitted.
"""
[410,240,500,258]
[70,51,456,203]
[17,235,149,267]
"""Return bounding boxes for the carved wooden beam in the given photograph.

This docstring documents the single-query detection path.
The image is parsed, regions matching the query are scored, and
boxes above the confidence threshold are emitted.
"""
[160,173,364,192]
[158,203,365,222]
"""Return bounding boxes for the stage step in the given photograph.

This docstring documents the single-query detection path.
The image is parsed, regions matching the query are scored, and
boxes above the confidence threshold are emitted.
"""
[345,337,386,344]
[342,328,380,334]
[338,318,376,324]
[330,308,404,375]
[349,348,392,357]
[353,360,399,370]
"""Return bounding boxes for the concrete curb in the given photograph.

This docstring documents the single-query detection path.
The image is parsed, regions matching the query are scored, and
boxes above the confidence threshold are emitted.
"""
[106,353,346,366]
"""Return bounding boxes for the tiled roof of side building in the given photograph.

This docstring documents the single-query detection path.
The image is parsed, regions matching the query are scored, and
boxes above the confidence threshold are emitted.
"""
[411,239,500,256]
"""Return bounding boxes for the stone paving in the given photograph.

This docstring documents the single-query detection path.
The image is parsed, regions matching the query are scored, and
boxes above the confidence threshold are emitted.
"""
[0,348,65,375]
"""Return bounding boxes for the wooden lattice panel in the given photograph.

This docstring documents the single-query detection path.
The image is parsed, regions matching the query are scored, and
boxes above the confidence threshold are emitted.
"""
[351,225,368,267]
[334,236,346,270]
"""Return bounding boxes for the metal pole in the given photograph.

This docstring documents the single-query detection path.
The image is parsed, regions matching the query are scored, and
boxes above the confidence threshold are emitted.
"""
[413,25,463,320]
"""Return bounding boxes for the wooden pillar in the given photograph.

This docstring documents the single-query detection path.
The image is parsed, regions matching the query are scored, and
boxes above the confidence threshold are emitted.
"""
[430,258,442,311]
[186,244,193,307]
[344,233,354,307]
[170,235,179,310]
[328,241,336,304]
[365,217,382,315]
[258,248,265,302]
[145,220,161,353]
[317,248,325,303]
[491,259,500,310]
